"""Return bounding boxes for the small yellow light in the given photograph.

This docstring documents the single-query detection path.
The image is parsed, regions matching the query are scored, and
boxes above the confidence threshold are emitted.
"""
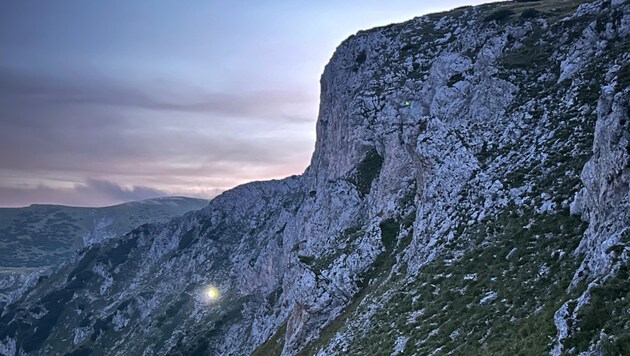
[204,286,220,301]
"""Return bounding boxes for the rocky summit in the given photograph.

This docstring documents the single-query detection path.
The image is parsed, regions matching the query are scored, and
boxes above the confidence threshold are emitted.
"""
[0,0,628,355]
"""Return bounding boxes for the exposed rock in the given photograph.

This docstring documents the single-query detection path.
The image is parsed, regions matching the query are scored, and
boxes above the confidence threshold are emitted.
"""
[0,1,628,355]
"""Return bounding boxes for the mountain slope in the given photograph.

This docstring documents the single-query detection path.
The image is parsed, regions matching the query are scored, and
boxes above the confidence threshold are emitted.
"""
[0,0,628,355]
[0,197,209,269]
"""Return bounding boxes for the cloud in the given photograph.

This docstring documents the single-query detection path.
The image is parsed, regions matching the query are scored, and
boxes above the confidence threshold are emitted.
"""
[0,67,316,170]
[0,67,315,207]
[0,179,170,207]
[0,68,316,123]
[75,179,166,202]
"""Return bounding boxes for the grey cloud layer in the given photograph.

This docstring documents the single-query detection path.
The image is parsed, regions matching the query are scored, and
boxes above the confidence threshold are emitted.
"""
[0,69,315,206]
[0,69,315,122]
[0,179,168,207]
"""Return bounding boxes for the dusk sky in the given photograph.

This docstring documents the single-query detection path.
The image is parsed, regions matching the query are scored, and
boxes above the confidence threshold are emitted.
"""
[0,0,496,207]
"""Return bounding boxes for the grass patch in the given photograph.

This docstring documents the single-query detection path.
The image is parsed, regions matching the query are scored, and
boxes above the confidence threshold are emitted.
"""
[298,255,315,265]
[564,264,630,353]
[252,322,287,356]
[342,207,588,355]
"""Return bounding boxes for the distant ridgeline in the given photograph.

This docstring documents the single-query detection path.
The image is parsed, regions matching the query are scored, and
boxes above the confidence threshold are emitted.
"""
[0,0,628,355]
[0,197,208,269]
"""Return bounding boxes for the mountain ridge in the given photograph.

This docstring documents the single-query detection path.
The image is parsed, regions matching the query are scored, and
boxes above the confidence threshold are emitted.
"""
[22,196,204,209]
[0,0,628,355]
[0,196,210,269]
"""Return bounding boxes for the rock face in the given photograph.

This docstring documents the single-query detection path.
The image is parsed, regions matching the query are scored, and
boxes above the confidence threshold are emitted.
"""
[0,0,628,355]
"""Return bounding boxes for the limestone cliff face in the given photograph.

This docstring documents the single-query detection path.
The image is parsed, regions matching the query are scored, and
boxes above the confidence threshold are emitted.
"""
[572,76,630,278]
[0,1,628,355]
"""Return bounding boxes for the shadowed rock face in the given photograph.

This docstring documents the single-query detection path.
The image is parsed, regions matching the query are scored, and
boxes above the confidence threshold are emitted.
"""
[1,1,628,355]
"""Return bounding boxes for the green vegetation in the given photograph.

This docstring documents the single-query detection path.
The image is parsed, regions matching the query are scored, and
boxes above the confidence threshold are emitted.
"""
[500,28,554,73]
[481,0,585,25]
[380,219,400,252]
[298,219,405,355]
[97,235,139,270]
[298,255,315,265]
[348,148,385,197]
[565,264,630,353]
[252,322,287,356]
[299,34,608,348]
[5,1,628,355]
[616,62,630,92]
[300,226,368,278]
[484,9,515,23]
[346,207,588,355]
[520,8,541,19]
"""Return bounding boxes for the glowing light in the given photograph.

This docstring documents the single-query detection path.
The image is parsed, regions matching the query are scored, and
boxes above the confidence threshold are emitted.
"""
[204,285,220,301]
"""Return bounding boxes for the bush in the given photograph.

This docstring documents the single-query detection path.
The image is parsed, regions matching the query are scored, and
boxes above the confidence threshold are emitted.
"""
[348,148,384,197]
[355,51,367,66]
[484,9,515,22]
[520,8,540,19]
[380,219,400,252]
[602,334,630,355]
[298,255,314,265]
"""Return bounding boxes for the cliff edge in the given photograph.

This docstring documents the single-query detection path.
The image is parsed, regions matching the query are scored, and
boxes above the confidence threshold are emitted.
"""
[0,0,628,355]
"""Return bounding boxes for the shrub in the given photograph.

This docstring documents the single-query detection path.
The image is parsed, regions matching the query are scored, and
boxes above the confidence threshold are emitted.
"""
[484,9,515,22]
[355,51,367,66]
[602,334,630,355]
[298,255,315,265]
[348,148,384,197]
[353,51,367,72]
[520,8,541,19]
[380,219,400,252]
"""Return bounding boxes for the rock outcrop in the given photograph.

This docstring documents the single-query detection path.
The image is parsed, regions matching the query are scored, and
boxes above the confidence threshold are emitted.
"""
[0,0,628,355]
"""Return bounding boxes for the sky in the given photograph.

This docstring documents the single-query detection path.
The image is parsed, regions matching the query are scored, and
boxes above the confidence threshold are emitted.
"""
[0,0,496,207]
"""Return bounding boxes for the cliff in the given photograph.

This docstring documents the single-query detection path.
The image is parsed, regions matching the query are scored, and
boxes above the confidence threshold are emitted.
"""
[0,0,628,355]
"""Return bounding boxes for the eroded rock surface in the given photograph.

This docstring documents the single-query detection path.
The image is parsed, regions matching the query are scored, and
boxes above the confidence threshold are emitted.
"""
[0,1,628,355]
